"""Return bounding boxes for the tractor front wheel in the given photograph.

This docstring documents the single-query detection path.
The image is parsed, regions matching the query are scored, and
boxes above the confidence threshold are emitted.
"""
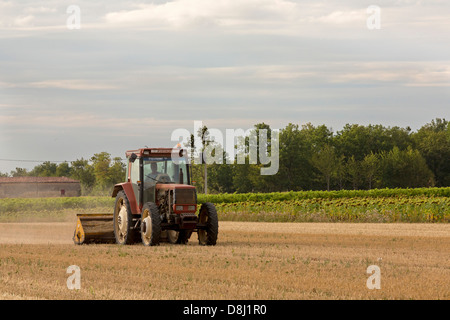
[198,202,219,246]
[141,202,161,246]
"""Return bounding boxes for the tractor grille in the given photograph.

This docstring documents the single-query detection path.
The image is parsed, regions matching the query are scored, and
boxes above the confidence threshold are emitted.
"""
[175,189,196,204]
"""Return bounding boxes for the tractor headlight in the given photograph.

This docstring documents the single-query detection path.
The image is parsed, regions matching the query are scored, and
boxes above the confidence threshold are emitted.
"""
[187,205,196,211]
[175,205,184,211]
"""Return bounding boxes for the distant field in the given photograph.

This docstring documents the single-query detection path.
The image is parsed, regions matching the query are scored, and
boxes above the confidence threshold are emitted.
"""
[0,187,448,223]
[0,221,448,300]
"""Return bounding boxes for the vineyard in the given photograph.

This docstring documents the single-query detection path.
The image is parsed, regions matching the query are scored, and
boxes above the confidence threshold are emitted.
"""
[0,187,449,223]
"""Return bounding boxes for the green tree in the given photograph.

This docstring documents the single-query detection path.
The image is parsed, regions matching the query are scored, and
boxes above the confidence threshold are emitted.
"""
[253,122,271,164]
[190,164,204,193]
[385,126,412,151]
[199,138,233,194]
[412,118,450,186]
[207,162,234,193]
[91,152,112,190]
[56,162,72,177]
[361,152,379,189]
[345,156,361,190]
[108,157,126,186]
[29,161,57,177]
[232,162,258,193]
[301,123,333,153]
[251,123,281,192]
[278,123,305,191]
[198,125,211,194]
[293,123,334,190]
[311,144,338,191]
[10,167,29,177]
[379,146,434,188]
[334,124,411,161]
[70,158,95,191]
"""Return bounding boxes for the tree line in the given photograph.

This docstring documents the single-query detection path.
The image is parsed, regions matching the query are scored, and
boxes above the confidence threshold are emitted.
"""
[190,118,449,193]
[1,118,449,195]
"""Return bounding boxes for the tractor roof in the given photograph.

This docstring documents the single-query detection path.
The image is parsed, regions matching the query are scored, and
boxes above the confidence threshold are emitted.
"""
[125,148,183,158]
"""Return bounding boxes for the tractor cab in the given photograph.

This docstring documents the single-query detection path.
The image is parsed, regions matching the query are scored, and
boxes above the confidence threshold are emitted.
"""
[125,148,192,205]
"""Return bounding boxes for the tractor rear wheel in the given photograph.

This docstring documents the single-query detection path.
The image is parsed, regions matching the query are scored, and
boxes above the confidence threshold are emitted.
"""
[141,202,161,246]
[198,202,219,246]
[114,191,138,245]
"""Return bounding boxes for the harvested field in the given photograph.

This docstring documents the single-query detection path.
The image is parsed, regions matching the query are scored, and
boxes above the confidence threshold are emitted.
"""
[0,221,448,300]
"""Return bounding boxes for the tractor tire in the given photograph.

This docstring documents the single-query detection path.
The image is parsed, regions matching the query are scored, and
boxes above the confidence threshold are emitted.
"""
[167,230,179,244]
[176,230,192,244]
[114,190,138,245]
[141,202,161,246]
[167,230,191,244]
[198,202,219,246]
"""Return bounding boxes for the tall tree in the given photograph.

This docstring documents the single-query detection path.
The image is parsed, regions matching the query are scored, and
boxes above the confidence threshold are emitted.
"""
[334,124,411,161]
[361,152,379,189]
[90,152,115,190]
[345,156,360,190]
[379,146,434,188]
[232,162,257,193]
[29,161,57,177]
[56,162,72,177]
[278,123,305,191]
[299,123,334,190]
[10,168,29,177]
[70,158,95,190]
[311,144,338,191]
[412,118,450,186]
[108,157,126,186]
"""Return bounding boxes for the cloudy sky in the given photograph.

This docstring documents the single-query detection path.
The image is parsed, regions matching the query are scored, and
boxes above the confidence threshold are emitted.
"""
[0,0,449,173]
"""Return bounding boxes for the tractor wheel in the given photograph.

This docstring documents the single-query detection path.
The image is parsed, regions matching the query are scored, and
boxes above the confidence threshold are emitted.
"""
[179,230,192,244]
[141,202,161,246]
[198,202,219,246]
[167,230,191,244]
[167,230,185,244]
[177,230,192,244]
[114,191,137,245]
[167,230,179,244]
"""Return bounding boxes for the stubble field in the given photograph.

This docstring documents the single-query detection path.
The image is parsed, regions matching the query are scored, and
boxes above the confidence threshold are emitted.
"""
[0,220,448,300]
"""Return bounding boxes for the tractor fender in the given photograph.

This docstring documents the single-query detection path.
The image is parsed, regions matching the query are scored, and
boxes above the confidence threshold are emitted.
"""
[112,182,139,214]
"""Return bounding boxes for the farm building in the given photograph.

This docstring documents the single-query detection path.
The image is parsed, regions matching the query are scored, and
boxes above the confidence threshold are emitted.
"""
[0,177,81,198]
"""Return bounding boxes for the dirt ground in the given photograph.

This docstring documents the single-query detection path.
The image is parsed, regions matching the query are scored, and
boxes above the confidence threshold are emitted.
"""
[0,221,448,300]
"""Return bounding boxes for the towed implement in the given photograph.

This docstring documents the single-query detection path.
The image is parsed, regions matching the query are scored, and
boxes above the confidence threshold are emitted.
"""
[73,147,218,246]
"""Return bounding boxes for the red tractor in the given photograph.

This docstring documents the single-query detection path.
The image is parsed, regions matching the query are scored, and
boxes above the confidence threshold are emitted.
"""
[73,148,218,246]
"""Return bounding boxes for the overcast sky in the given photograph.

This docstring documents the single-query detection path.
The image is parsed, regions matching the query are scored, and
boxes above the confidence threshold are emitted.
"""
[0,0,449,173]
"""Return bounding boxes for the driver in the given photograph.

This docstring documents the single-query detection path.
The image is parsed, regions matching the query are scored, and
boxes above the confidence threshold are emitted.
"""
[145,161,172,188]
[147,162,161,181]
[143,162,161,191]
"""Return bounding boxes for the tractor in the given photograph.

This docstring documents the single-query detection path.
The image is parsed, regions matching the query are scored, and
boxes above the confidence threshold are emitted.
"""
[73,147,218,246]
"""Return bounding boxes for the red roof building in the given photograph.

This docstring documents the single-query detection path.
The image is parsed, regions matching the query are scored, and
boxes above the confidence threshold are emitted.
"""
[0,177,81,198]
